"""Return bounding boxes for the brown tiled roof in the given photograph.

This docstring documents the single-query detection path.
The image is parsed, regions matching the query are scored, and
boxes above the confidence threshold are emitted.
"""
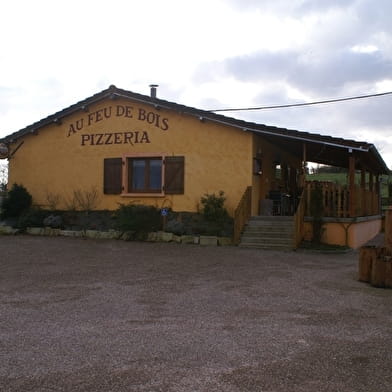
[1,85,389,174]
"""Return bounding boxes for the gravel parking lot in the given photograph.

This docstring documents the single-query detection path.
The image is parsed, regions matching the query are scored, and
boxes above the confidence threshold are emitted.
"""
[1,235,391,391]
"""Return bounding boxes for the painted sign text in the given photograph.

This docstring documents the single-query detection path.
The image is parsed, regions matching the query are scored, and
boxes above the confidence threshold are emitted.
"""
[67,105,169,137]
[81,131,150,146]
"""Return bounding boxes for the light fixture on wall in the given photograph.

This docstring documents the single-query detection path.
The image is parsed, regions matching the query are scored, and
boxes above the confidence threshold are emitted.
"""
[253,156,262,175]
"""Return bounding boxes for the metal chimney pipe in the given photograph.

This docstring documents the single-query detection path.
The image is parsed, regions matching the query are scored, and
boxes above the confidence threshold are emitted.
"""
[149,84,158,98]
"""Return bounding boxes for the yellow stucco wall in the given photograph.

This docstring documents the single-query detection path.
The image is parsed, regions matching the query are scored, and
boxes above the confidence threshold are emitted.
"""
[7,98,253,215]
[304,218,382,249]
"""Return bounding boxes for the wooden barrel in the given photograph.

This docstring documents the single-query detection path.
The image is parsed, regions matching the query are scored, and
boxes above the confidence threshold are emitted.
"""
[371,255,387,288]
[384,256,392,289]
[358,246,376,283]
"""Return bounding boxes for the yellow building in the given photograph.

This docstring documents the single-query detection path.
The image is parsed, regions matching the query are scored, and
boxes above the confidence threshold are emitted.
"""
[1,85,390,248]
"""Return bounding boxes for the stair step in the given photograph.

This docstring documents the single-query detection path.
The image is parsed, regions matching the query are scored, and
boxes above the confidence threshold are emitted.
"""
[243,227,294,233]
[239,243,293,250]
[240,237,292,245]
[239,215,295,250]
[249,216,294,222]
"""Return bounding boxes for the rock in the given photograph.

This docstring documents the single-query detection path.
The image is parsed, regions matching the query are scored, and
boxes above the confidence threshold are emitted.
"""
[44,227,60,236]
[147,232,158,242]
[43,215,63,228]
[165,220,185,235]
[199,236,218,246]
[173,234,182,243]
[180,235,195,244]
[218,237,233,246]
[0,225,19,235]
[59,230,84,237]
[86,230,100,239]
[161,232,174,242]
[27,227,45,235]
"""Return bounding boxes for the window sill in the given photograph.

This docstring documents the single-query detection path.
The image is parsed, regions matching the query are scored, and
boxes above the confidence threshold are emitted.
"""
[121,192,165,198]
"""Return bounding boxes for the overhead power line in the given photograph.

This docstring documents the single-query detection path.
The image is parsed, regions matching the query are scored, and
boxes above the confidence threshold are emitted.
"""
[208,91,392,112]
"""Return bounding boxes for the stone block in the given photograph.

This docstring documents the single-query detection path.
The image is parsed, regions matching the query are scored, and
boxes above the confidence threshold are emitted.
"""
[0,225,19,235]
[44,227,60,236]
[86,230,100,239]
[147,232,158,242]
[199,236,218,246]
[160,232,174,242]
[180,235,195,244]
[60,230,84,237]
[218,237,233,246]
[173,234,182,243]
[27,227,45,235]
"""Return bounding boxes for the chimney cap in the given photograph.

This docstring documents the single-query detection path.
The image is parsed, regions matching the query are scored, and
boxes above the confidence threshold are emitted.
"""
[149,84,159,98]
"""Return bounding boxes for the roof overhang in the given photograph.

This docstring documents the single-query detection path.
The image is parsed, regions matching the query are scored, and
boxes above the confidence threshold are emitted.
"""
[1,85,390,175]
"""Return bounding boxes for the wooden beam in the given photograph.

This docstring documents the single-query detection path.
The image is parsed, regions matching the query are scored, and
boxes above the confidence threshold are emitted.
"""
[361,167,366,215]
[348,153,356,217]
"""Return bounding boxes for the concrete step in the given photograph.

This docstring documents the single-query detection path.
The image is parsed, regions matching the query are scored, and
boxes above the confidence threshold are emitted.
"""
[240,236,293,245]
[249,216,294,222]
[243,226,294,234]
[239,242,293,250]
[239,216,295,250]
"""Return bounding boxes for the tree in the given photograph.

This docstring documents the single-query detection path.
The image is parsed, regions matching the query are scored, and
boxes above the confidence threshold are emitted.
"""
[0,161,8,191]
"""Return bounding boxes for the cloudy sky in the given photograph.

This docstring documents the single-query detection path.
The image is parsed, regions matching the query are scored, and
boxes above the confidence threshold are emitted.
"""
[1,0,391,168]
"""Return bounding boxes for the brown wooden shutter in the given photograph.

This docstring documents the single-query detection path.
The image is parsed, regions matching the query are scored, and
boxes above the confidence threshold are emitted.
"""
[104,158,122,194]
[164,156,184,194]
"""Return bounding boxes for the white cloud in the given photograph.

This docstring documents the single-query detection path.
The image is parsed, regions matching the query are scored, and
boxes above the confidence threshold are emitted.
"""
[1,0,391,169]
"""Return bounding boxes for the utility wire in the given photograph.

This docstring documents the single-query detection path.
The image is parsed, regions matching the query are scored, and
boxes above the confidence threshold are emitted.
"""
[208,91,392,112]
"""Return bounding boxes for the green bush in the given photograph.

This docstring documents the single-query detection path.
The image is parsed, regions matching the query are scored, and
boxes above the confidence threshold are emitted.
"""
[200,191,229,222]
[115,204,161,240]
[1,184,32,219]
[17,207,49,229]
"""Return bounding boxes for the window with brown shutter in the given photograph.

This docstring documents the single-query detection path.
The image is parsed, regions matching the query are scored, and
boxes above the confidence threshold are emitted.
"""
[103,158,122,194]
[127,157,163,193]
[104,155,184,196]
[164,156,184,194]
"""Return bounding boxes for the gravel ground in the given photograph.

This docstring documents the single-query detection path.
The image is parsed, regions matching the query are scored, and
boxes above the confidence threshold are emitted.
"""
[0,235,391,392]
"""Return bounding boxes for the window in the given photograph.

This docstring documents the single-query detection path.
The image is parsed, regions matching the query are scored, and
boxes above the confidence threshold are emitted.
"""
[103,155,184,195]
[128,157,162,193]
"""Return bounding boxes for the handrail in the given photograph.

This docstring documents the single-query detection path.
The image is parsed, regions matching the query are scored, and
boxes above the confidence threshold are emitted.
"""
[233,186,252,244]
[293,189,306,248]
[304,180,380,218]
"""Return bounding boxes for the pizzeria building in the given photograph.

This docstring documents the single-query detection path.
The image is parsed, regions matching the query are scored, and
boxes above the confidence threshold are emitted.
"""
[0,85,389,248]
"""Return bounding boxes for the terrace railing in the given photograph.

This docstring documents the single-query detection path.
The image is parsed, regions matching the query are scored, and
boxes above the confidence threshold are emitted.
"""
[233,186,252,244]
[304,181,380,218]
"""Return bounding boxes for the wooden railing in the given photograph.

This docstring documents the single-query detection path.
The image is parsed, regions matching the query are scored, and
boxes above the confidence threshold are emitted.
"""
[293,189,306,248]
[233,186,252,244]
[304,181,380,218]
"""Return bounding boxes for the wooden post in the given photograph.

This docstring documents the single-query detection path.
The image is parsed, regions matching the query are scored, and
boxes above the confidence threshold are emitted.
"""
[300,143,307,188]
[361,167,366,216]
[375,175,380,214]
[348,153,356,217]
[385,207,392,252]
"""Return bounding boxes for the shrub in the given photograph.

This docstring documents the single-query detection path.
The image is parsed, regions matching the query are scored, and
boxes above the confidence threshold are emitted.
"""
[64,186,100,212]
[1,184,32,219]
[17,207,49,229]
[115,204,161,239]
[200,191,229,222]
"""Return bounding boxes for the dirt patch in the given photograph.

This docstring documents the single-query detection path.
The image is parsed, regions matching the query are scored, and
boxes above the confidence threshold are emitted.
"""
[1,235,391,391]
